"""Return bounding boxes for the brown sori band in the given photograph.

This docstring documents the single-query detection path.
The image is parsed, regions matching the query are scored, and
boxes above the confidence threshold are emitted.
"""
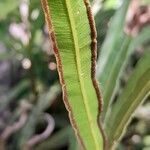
[83,0,107,149]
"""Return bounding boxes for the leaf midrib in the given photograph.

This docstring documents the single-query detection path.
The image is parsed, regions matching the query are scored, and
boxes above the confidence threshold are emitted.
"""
[65,0,99,149]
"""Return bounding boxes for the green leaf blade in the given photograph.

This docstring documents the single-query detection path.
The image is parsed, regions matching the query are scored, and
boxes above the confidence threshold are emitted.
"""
[96,0,130,115]
[102,35,132,115]
[102,25,150,117]
[41,0,104,149]
[104,51,150,149]
[97,0,130,79]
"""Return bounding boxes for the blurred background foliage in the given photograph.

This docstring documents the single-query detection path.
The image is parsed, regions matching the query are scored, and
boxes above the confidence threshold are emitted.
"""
[0,0,149,150]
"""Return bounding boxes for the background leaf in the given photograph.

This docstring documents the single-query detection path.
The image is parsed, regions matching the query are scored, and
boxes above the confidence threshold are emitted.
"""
[104,51,150,149]
[0,0,20,20]
[96,0,130,115]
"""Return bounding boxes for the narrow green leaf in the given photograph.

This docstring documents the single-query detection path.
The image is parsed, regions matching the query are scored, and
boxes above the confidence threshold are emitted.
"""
[41,0,105,149]
[96,0,130,116]
[104,51,150,149]
[96,0,130,79]
[102,25,150,117]
[102,35,132,115]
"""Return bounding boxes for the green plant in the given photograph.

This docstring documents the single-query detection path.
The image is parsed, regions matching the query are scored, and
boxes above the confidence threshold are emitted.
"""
[0,0,149,149]
[41,0,150,149]
[41,0,104,149]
